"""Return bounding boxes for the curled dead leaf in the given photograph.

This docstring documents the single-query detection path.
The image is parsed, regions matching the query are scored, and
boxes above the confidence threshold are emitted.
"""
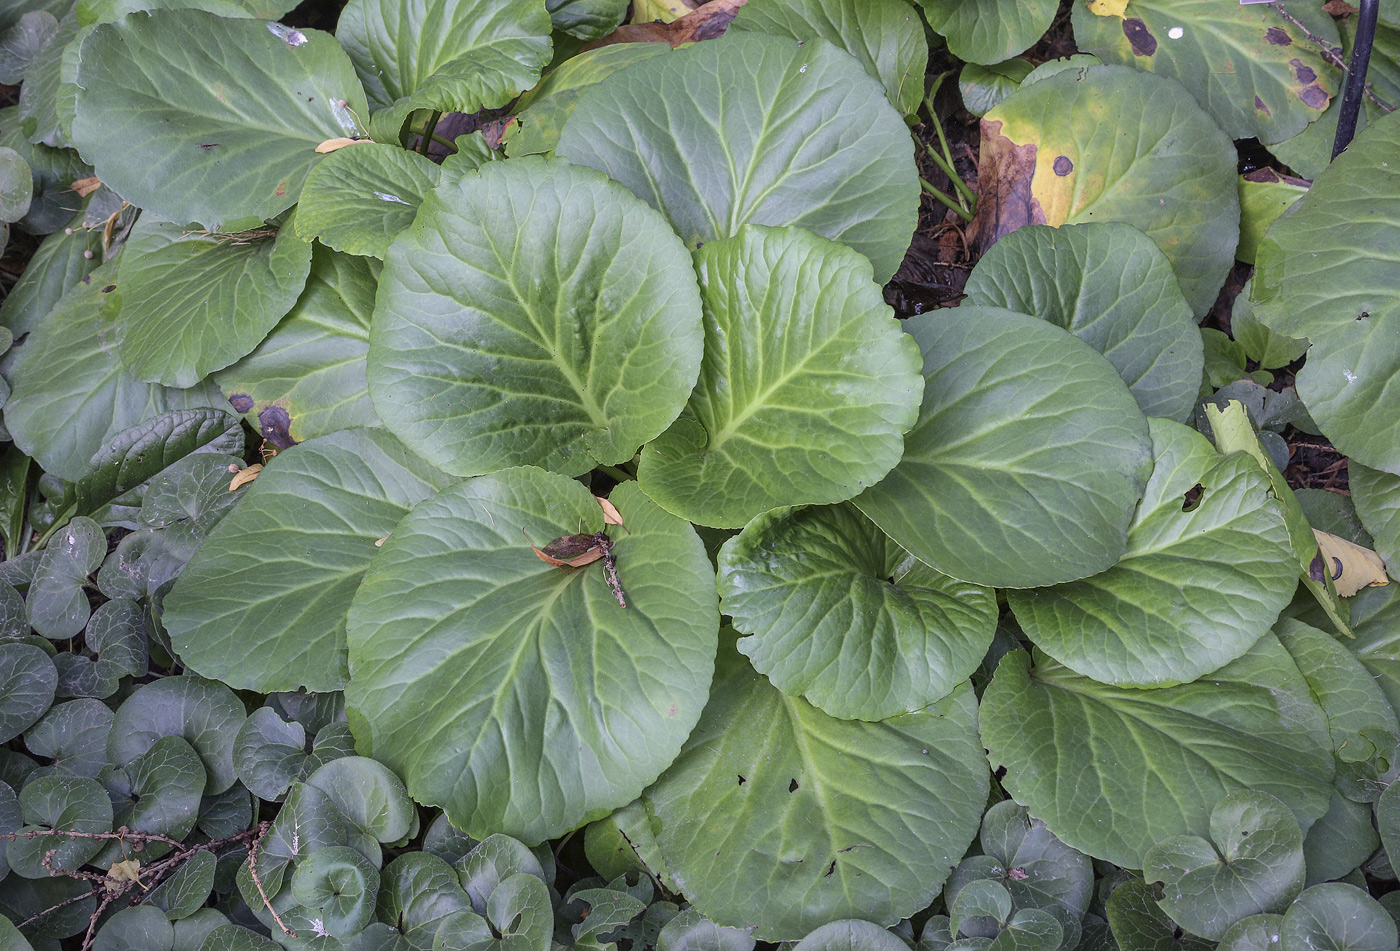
[586,0,747,48]
[1311,529,1389,597]
[229,464,263,491]
[595,496,625,528]
[528,530,606,568]
[70,176,102,197]
[315,137,363,153]
[106,859,142,891]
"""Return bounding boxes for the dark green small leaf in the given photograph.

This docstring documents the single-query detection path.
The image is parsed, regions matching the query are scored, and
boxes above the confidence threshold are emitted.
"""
[1220,915,1285,951]
[1106,879,1212,951]
[27,515,103,638]
[0,146,33,223]
[657,906,756,951]
[457,834,546,915]
[572,885,645,946]
[0,11,60,84]
[303,756,413,844]
[85,599,148,679]
[108,675,246,795]
[92,904,174,951]
[24,697,113,779]
[291,845,379,937]
[1280,883,1396,951]
[232,707,308,801]
[94,735,205,865]
[6,775,113,876]
[146,849,217,920]
[378,852,473,946]
[0,642,56,742]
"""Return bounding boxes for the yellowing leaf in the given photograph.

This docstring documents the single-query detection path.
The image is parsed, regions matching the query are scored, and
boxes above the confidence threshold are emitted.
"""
[106,859,142,891]
[315,137,362,154]
[1088,0,1129,17]
[229,464,263,491]
[1312,529,1389,597]
[633,0,695,23]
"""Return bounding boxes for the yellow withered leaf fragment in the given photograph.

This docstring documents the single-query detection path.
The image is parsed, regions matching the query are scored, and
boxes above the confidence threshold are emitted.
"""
[1312,529,1389,597]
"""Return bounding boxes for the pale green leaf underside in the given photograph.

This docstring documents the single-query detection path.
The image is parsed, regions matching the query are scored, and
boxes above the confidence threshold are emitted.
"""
[638,225,922,529]
[295,143,441,259]
[556,31,919,284]
[346,471,719,845]
[369,156,703,478]
[164,428,454,693]
[855,306,1153,589]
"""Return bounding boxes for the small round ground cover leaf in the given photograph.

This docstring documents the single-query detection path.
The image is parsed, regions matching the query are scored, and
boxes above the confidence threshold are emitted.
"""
[962,222,1203,422]
[291,845,379,937]
[953,800,1094,925]
[971,65,1239,316]
[165,428,454,692]
[107,675,246,795]
[792,920,910,951]
[0,643,56,743]
[716,502,996,720]
[92,734,205,867]
[28,515,105,639]
[638,225,922,529]
[6,775,112,877]
[303,756,414,844]
[547,0,627,40]
[853,306,1152,589]
[295,143,441,259]
[4,261,222,481]
[92,904,173,951]
[369,156,703,478]
[1280,883,1397,951]
[1221,915,1285,951]
[657,906,755,951]
[556,31,920,284]
[24,698,113,780]
[1253,111,1400,474]
[214,248,381,446]
[1006,418,1295,687]
[1071,0,1337,144]
[980,643,1335,869]
[116,215,312,387]
[337,0,551,142]
[1142,791,1305,940]
[1351,464,1400,580]
[70,9,369,231]
[730,0,928,117]
[644,633,987,941]
[916,0,1057,66]
[960,59,1035,117]
[1107,879,1214,951]
[345,471,718,845]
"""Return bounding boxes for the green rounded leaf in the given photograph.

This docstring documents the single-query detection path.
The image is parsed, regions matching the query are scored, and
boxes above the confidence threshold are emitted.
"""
[1143,791,1305,940]
[1280,884,1396,951]
[295,143,442,259]
[916,0,1056,65]
[981,644,1335,869]
[116,215,313,387]
[1071,0,1337,144]
[201,924,281,951]
[304,756,413,844]
[166,428,455,692]
[1352,464,1400,581]
[28,515,104,638]
[638,225,922,528]
[213,247,382,446]
[70,9,370,230]
[657,906,755,951]
[1007,419,1295,686]
[1221,915,1286,951]
[6,775,112,877]
[146,849,216,920]
[93,905,174,951]
[346,472,718,844]
[0,11,59,85]
[1106,879,1213,951]
[378,852,473,945]
[958,800,1093,923]
[963,222,1203,422]
[94,735,206,865]
[24,697,113,780]
[546,0,627,40]
[959,59,1034,117]
[0,146,32,223]
[0,643,57,743]
[972,65,1239,315]
[644,635,988,941]
[457,834,545,914]
[368,156,703,478]
[1252,110,1400,474]
[107,675,246,795]
[291,845,380,937]
[556,31,919,284]
[793,920,909,951]
[717,502,996,720]
[233,706,309,801]
[0,212,104,338]
[854,306,1152,589]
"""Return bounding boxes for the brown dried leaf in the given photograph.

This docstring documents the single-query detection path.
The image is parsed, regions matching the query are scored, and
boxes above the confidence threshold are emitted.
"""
[229,464,263,491]
[595,496,625,528]
[529,532,605,568]
[106,859,142,891]
[70,176,102,197]
[586,0,748,48]
[315,137,362,154]
[968,118,1048,257]
[1323,0,1359,15]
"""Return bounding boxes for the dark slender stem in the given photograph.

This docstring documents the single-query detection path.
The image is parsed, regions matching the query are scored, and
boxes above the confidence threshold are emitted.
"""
[418,111,442,156]
[1333,0,1380,159]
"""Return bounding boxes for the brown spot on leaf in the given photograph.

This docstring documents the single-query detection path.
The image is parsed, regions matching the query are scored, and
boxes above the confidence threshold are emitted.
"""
[1290,59,1317,84]
[1298,84,1329,109]
[1265,27,1291,46]
[274,181,288,198]
[1255,96,1272,117]
[1323,0,1358,15]
[1243,167,1309,187]
[584,0,747,48]
[229,393,254,413]
[258,405,297,449]
[101,284,116,294]
[1123,18,1157,56]
[1052,155,1073,176]
[968,119,1048,256]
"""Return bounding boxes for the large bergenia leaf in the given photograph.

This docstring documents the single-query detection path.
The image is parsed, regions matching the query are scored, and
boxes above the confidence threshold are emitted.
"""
[369,156,703,478]
[643,633,987,940]
[214,248,381,446]
[980,641,1335,869]
[345,470,719,845]
[336,0,551,142]
[1352,463,1400,581]
[854,306,1152,589]
[1007,419,1295,687]
[556,31,919,284]
[1252,110,1400,475]
[963,222,1203,422]
[4,262,222,481]
[116,215,313,387]
[971,65,1239,315]
[637,225,922,529]
[1072,0,1337,144]
[915,0,1057,66]
[70,9,369,230]
[164,428,455,693]
[716,502,996,721]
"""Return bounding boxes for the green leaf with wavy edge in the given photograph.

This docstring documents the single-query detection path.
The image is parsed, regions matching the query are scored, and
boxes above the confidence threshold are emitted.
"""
[854,306,1152,589]
[0,11,59,84]
[303,756,413,846]
[377,852,473,944]
[1143,791,1304,940]
[337,0,552,143]
[973,65,1239,315]
[70,9,368,231]
[116,215,312,387]
[1007,419,1295,686]
[290,845,379,937]
[76,0,300,25]
[980,643,1334,869]
[556,31,919,284]
[644,633,987,941]
[639,225,920,528]
[1281,883,1396,951]
[6,775,112,877]
[916,0,1056,65]
[959,59,1034,117]
[28,516,104,639]
[232,707,308,801]
[1301,791,1376,887]
[0,644,56,743]
[145,849,215,920]
[214,248,380,446]
[295,143,440,259]
[717,502,996,720]
[347,471,718,845]
[963,222,1203,422]
[165,428,454,693]
[107,675,245,795]
[369,156,703,478]
[730,0,928,117]
[792,920,910,951]
[93,735,204,866]
[1252,110,1400,474]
